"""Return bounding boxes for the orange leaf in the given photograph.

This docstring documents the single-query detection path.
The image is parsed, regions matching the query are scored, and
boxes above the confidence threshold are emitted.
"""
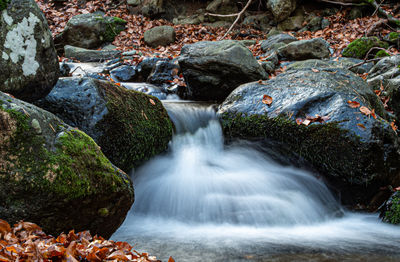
[391,121,398,132]
[149,99,156,105]
[311,68,319,73]
[0,220,11,236]
[262,95,273,106]
[371,109,376,119]
[359,106,371,116]
[347,100,360,108]
[357,123,366,130]
[168,256,176,262]
[296,118,303,125]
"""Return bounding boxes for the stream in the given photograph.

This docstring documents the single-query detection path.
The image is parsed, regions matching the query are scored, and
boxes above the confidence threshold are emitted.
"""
[112,101,400,262]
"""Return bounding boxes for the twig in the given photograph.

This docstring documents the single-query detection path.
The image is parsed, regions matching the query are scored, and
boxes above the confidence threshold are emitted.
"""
[316,0,364,6]
[219,0,254,40]
[371,0,383,17]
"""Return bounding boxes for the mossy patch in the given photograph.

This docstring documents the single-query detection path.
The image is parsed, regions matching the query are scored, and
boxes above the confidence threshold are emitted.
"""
[220,112,384,186]
[342,37,389,59]
[103,17,127,42]
[0,106,128,202]
[383,194,400,224]
[0,0,9,12]
[388,32,400,41]
[95,82,173,172]
[374,50,390,58]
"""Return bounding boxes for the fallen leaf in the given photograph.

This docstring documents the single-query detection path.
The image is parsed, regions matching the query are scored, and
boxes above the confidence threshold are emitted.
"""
[391,121,398,132]
[262,95,273,106]
[347,100,360,108]
[296,118,303,125]
[168,256,176,262]
[357,123,366,130]
[311,68,319,73]
[149,99,156,105]
[359,106,372,116]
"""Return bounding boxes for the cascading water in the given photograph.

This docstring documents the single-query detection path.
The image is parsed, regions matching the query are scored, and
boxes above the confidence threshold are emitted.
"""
[113,102,400,262]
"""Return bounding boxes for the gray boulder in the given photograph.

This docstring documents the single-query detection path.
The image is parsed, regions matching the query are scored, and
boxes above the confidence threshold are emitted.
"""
[54,12,127,52]
[0,91,134,238]
[0,0,59,102]
[218,68,399,206]
[35,77,173,172]
[144,25,176,48]
[278,38,330,60]
[110,65,137,82]
[64,45,121,62]
[286,58,374,74]
[178,40,268,101]
[261,33,298,52]
[267,0,297,22]
[367,55,400,119]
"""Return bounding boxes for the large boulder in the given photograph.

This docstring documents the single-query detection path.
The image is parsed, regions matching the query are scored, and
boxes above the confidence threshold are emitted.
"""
[178,40,268,101]
[277,38,330,60]
[218,67,400,206]
[0,0,59,102]
[267,0,297,22]
[144,25,176,48]
[367,55,400,119]
[54,12,127,52]
[0,91,134,238]
[35,77,173,172]
[64,45,121,62]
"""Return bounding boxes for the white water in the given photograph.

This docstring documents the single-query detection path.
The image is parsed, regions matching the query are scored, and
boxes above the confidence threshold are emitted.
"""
[113,102,400,261]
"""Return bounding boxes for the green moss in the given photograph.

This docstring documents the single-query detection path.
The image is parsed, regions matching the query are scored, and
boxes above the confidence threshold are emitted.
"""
[0,106,127,202]
[113,17,127,24]
[388,32,400,41]
[374,50,390,58]
[384,195,400,224]
[221,113,381,185]
[103,17,127,43]
[96,81,173,172]
[0,0,9,12]
[342,37,389,59]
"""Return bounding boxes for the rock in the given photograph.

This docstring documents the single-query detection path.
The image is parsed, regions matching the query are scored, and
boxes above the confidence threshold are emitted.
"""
[0,0,59,102]
[110,65,137,82]
[54,12,127,52]
[348,7,364,20]
[277,15,304,31]
[141,0,165,18]
[380,191,400,224]
[384,32,400,49]
[286,58,374,74]
[267,0,297,22]
[242,14,272,31]
[147,60,180,85]
[144,25,176,48]
[305,16,322,32]
[278,38,330,60]
[137,57,169,82]
[218,68,399,206]
[261,33,297,52]
[206,0,237,22]
[261,61,277,74]
[203,21,231,28]
[367,55,400,119]
[342,37,389,59]
[35,77,173,172]
[64,45,121,62]
[178,40,268,101]
[0,91,134,238]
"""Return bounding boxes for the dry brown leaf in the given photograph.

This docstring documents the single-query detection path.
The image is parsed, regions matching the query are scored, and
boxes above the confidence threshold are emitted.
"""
[262,95,273,106]
[347,100,360,108]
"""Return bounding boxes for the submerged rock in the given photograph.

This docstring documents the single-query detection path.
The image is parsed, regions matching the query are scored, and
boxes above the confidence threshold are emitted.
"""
[178,40,268,101]
[218,68,400,206]
[0,91,134,238]
[0,0,59,102]
[35,77,173,172]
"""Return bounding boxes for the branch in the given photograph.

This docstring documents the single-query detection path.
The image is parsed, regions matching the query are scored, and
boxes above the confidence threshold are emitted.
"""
[219,0,254,40]
[316,0,366,6]
[363,0,400,27]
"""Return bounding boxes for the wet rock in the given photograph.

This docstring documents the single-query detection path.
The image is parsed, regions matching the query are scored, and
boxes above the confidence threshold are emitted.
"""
[54,12,127,52]
[122,82,168,100]
[178,40,268,101]
[380,191,400,224]
[0,91,134,239]
[147,60,180,85]
[261,33,298,52]
[218,68,400,206]
[35,77,173,172]
[242,14,272,31]
[206,0,237,22]
[286,58,374,74]
[137,57,169,81]
[110,65,137,82]
[277,15,304,31]
[144,25,176,48]
[0,0,59,102]
[64,45,121,62]
[278,38,330,60]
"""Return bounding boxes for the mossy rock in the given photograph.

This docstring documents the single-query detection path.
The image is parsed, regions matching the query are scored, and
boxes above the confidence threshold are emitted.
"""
[218,68,400,206]
[0,91,134,238]
[54,12,127,52]
[342,37,389,59]
[35,77,173,172]
[381,191,400,224]
[374,50,390,59]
